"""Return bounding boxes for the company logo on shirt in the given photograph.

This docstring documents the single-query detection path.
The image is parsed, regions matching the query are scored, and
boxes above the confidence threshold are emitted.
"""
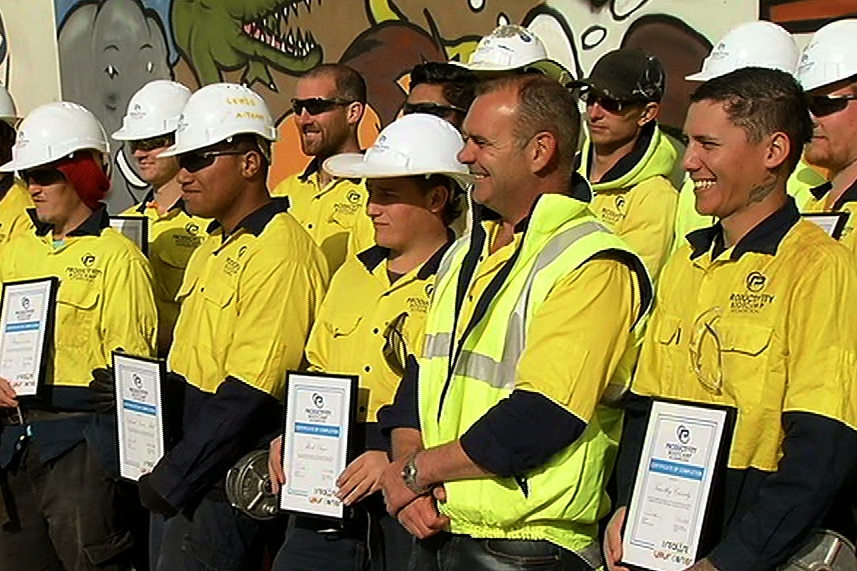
[347,190,361,204]
[238,245,248,258]
[407,295,429,314]
[425,284,434,297]
[615,196,626,212]
[185,222,200,235]
[730,271,775,313]
[223,256,242,276]
[174,223,204,248]
[67,254,102,282]
[745,271,766,293]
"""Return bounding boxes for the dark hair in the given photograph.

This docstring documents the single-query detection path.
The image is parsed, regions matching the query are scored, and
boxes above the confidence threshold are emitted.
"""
[477,75,581,171]
[302,64,367,104]
[690,67,812,173]
[415,174,465,227]
[409,62,477,111]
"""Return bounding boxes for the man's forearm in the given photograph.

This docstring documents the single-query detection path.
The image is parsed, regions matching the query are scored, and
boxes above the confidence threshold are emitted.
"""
[413,440,491,489]
[391,427,423,461]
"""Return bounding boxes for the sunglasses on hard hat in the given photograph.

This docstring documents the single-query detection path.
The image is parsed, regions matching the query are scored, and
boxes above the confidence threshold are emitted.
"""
[805,93,857,118]
[22,167,66,187]
[579,89,627,114]
[178,149,249,173]
[129,134,175,153]
[291,97,353,116]
[402,101,467,118]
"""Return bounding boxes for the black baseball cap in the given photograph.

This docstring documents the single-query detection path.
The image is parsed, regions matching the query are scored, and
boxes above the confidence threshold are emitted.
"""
[569,48,665,103]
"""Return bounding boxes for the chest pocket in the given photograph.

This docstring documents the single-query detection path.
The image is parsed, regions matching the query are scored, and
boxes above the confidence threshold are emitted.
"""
[202,280,236,309]
[325,313,362,338]
[719,321,775,408]
[651,314,682,390]
[57,286,100,349]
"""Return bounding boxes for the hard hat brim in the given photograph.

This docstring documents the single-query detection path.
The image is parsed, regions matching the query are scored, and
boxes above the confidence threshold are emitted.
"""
[323,153,474,188]
[452,57,573,83]
[111,125,175,141]
[684,70,714,82]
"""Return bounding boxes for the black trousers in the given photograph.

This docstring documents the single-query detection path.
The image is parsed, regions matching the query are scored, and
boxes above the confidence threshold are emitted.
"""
[410,533,597,571]
[0,439,136,571]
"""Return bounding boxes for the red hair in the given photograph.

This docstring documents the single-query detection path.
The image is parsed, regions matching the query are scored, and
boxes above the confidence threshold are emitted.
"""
[55,153,110,210]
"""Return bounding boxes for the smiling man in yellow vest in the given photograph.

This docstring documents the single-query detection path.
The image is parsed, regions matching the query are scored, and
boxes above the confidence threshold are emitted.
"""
[376,75,652,571]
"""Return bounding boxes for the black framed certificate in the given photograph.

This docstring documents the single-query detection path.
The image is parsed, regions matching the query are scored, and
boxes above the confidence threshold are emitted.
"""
[109,216,149,255]
[801,212,849,240]
[279,371,358,521]
[0,278,58,398]
[622,400,735,571]
[113,351,166,482]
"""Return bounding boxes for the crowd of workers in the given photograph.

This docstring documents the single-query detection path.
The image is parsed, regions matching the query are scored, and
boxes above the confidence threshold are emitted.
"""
[0,15,857,571]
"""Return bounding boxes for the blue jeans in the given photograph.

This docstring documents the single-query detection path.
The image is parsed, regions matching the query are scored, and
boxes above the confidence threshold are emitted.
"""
[273,504,413,571]
[149,497,266,571]
[410,533,597,571]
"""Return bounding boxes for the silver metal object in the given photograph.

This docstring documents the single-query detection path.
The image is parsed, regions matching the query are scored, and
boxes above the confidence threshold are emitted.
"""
[225,449,279,520]
[780,530,857,571]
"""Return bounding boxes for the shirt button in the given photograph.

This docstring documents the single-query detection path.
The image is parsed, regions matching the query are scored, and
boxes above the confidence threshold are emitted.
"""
[373,328,379,334]
[308,224,313,229]
[364,366,371,372]
[200,287,205,292]
[468,295,474,301]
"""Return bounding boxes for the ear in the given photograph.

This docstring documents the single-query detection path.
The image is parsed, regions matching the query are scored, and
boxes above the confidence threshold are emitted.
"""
[763,131,791,170]
[241,150,263,179]
[346,101,365,126]
[427,183,451,214]
[529,132,558,173]
[637,102,659,127]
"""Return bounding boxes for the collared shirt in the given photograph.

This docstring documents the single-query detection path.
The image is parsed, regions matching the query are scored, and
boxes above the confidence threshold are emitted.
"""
[803,178,857,253]
[153,198,329,510]
[0,178,34,255]
[271,158,373,272]
[168,198,329,397]
[622,197,857,571]
[120,190,209,354]
[0,206,157,396]
[306,239,450,428]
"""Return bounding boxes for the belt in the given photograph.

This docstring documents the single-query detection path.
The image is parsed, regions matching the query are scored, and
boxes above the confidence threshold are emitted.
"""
[0,408,92,426]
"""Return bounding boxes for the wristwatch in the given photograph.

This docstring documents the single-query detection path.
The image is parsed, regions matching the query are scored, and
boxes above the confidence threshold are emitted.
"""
[401,454,431,495]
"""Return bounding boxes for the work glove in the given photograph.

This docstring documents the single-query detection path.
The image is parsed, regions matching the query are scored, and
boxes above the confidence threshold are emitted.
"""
[138,473,178,517]
[88,367,116,414]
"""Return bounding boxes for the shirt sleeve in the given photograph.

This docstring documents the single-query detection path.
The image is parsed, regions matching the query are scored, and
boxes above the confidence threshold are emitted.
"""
[377,354,420,434]
[460,257,639,476]
[709,412,857,571]
[100,253,158,360]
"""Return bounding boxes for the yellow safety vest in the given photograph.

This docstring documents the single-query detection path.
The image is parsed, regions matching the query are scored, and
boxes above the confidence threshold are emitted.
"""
[419,192,652,553]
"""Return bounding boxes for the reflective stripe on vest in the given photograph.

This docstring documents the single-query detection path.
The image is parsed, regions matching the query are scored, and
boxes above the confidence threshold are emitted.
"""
[424,220,610,390]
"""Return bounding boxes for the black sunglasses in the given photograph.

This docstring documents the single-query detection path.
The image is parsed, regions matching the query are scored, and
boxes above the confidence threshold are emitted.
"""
[22,168,66,187]
[291,97,353,116]
[178,149,248,173]
[806,94,857,118]
[129,134,175,153]
[402,101,467,118]
[579,89,627,114]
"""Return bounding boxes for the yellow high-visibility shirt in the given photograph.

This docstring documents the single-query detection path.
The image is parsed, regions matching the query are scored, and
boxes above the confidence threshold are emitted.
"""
[168,199,329,398]
[802,179,857,254]
[305,241,448,423]
[0,208,157,395]
[633,198,857,472]
[120,194,209,353]
[271,158,373,272]
[0,179,34,255]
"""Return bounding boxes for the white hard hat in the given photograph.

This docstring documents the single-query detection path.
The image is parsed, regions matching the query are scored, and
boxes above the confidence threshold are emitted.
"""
[323,113,471,187]
[454,24,572,84]
[686,21,799,81]
[159,82,277,157]
[0,84,20,126]
[797,19,857,92]
[0,102,109,172]
[112,80,192,141]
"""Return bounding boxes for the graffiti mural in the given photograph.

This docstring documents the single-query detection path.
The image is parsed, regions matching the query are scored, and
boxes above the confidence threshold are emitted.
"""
[0,0,849,210]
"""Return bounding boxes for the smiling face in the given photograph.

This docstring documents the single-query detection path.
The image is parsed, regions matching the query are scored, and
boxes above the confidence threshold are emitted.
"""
[457,88,530,213]
[804,81,857,174]
[131,136,180,187]
[683,99,776,219]
[176,144,251,220]
[293,74,356,158]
